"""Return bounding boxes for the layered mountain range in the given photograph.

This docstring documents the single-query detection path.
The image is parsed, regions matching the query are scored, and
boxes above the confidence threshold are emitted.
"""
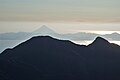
[0,25,120,41]
[1,25,120,53]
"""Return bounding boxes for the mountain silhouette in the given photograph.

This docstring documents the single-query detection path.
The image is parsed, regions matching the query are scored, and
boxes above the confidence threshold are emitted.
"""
[103,32,120,40]
[0,25,120,41]
[89,37,109,47]
[1,25,120,41]
[33,25,56,35]
[0,36,120,80]
[0,25,58,53]
[1,25,120,53]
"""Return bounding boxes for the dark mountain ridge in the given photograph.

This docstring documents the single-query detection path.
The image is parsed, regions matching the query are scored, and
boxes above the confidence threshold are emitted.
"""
[0,36,120,80]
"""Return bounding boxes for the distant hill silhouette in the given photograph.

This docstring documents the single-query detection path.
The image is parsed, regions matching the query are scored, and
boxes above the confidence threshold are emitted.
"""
[103,32,120,40]
[0,36,120,80]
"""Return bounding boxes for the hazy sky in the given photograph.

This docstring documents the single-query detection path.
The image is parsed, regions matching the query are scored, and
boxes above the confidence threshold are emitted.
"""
[0,0,120,22]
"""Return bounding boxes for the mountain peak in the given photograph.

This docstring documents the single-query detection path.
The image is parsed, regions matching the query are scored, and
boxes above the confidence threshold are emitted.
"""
[30,36,56,41]
[89,37,109,46]
[95,37,108,42]
[33,25,56,34]
[111,32,120,35]
[40,25,50,29]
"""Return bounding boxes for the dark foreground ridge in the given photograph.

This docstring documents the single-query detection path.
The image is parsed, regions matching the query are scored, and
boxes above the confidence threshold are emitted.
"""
[0,36,120,80]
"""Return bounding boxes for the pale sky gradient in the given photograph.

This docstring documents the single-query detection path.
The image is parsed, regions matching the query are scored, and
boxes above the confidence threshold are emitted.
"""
[0,0,120,33]
[0,0,120,22]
